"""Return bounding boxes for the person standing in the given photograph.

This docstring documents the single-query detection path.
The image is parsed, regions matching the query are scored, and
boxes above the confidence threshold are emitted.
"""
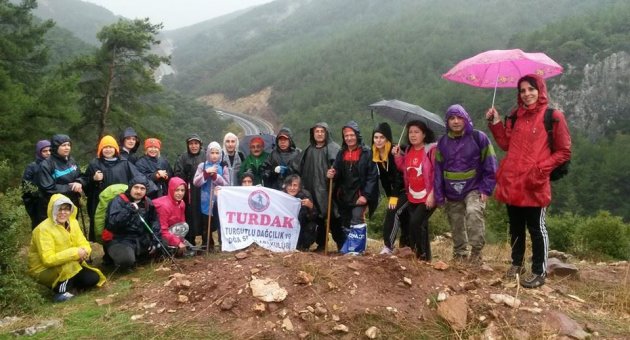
[392,120,437,261]
[84,135,142,241]
[371,123,406,255]
[23,140,51,228]
[135,138,173,199]
[263,128,302,190]
[28,194,106,302]
[118,127,141,164]
[434,104,497,263]
[486,74,571,288]
[173,134,205,246]
[221,132,244,187]
[327,121,379,251]
[299,122,340,252]
[239,137,269,186]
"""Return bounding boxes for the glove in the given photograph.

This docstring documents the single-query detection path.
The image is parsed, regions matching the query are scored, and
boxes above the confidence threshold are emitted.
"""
[274,165,288,176]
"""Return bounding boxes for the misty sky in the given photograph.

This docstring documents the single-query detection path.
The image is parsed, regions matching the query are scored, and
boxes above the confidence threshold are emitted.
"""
[81,0,274,30]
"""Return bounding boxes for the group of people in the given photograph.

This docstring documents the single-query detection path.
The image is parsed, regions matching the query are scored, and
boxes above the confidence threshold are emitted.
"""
[24,74,571,302]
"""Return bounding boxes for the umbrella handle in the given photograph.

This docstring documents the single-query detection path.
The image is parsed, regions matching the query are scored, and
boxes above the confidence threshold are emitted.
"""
[491,63,501,108]
[397,125,407,146]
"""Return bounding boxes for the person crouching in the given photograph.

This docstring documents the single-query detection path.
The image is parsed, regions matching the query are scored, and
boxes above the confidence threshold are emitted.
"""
[283,174,319,251]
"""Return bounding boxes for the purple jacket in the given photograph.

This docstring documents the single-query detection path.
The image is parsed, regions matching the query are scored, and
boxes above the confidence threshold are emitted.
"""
[434,104,497,204]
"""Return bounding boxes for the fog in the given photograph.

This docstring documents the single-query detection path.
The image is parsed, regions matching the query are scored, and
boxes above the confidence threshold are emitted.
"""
[81,0,274,30]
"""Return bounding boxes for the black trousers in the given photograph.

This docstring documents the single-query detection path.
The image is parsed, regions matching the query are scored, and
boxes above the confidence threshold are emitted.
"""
[54,267,100,293]
[383,195,409,249]
[398,201,434,260]
[506,205,548,276]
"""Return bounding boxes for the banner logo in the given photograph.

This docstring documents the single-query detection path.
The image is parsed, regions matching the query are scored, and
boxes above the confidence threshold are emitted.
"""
[248,190,270,212]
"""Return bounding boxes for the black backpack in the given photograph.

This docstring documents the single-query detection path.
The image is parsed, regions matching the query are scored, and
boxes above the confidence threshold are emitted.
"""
[508,108,570,181]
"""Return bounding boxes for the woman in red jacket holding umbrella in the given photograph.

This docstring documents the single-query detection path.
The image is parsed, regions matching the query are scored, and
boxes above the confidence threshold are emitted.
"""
[486,74,571,288]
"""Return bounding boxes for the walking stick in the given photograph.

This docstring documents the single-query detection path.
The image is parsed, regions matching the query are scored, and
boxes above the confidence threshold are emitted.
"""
[206,181,215,255]
[136,212,182,272]
[325,176,333,256]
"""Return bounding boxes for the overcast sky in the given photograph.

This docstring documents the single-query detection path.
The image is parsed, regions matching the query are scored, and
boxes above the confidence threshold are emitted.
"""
[81,0,274,30]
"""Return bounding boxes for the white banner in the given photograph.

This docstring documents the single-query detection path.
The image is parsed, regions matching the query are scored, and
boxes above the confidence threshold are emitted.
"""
[218,186,301,252]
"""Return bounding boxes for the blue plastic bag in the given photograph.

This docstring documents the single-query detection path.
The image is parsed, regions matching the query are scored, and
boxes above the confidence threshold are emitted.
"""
[340,224,367,254]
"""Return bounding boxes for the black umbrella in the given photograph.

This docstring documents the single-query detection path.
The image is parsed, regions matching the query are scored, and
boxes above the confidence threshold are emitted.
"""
[369,99,445,134]
[239,133,276,157]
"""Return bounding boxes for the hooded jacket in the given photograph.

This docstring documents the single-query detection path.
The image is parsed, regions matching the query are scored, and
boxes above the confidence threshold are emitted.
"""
[299,122,340,218]
[85,135,143,240]
[23,139,51,185]
[28,194,106,289]
[221,132,245,186]
[488,74,571,207]
[105,175,160,246]
[37,134,85,205]
[434,105,497,204]
[119,127,140,164]
[22,140,51,217]
[371,122,404,203]
[332,121,379,216]
[135,148,173,199]
[263,127,302,190]
[153,177,187,247]
[193,142,230,215]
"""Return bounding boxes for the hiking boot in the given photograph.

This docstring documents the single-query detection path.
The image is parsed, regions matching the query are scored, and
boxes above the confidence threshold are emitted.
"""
[469,253,483,266]
[53,292,74,303]
[520,273,545,288]
[452,254,468,263]
[504,265,526,280]
[379,246,393,255]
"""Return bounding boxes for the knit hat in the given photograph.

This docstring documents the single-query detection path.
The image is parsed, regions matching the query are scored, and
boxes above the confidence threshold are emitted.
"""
[207,141,221,152]
[250,136,265,147]
[144,138,161,150]
[97,135,120,157]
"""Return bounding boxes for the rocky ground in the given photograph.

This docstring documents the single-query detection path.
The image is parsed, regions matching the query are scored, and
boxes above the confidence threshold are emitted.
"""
[91,242,628,339]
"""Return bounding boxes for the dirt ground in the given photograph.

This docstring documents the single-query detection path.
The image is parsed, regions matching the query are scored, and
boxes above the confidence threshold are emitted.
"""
[99,239,629,339]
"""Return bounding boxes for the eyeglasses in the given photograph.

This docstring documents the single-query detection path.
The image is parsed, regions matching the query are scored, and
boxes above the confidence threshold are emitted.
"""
[250,145,263,150]
[58,206,72,212]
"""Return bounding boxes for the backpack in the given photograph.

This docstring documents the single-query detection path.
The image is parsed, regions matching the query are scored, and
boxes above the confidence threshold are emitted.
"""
[94,184,128,244]
[508,108,570,181]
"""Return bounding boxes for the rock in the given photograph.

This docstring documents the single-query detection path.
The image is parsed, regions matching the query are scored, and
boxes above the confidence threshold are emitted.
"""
[547,258,579,277]
[490,294,521,308]
[480,264,494,272]
[176,279,192,289]
[519,307,543,314]
[142,302,157,309]
[95,297,114,306]
[220,297,236,311]
[365,326,380,339]
[333,324,349,333]
[235,252,249,260]
[332,314,340,321]
[327,282,338,290]
[403,277,412,286]
[396,282,407,288]
[482,321,502,340]
[167,309,177,313]
[295,270,314,285]
[314,305,328,316]
[0,316,21,329]
[298,331,310,339]
[300,311,317,322]
[265,321,276,330]
[250,278,288,302]
[306,305,315,313]
[385,306,398,313]
[347,262,362,271]
[548,249,570,261]
[433,261,449,271]
[610,260,628,266]
[437,292,448,302]
[157,308,165,314]
[395,247,415,259]
[543,311,589,340]
[12,319,62,336]
[253,302,266,314]
[177,295,189,304]
[154,266,171,272]
[437,295,468,331]
[282,317,294,331]
[130,314,144,321]
[250,268,260,275]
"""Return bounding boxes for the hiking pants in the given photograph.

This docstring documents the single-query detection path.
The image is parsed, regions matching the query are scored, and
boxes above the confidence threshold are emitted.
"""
[445,190,486,257]
[506,205,548,276]
[54,267,100,293]
[383,195,408,249]
[399,201,434,260]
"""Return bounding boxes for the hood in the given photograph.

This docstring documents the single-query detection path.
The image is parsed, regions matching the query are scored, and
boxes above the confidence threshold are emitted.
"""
[275,127,296,151]
[47,194,77,225]
[167,177,186,202]
[119,127,140,153]
[222,132,239,155]
[516,73,549,111]
[445,104,474,135]
[97,135,120,158]
[125,175,149,197]
[309,122,336,147]
[205,141,222,162]
[35,139,51,161]
[341,121,363,149]
[50,134,71,156]
[186,133,203,155]
[372,122,393,143]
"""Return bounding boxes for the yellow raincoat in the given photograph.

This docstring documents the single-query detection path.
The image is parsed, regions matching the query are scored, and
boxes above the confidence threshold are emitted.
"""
[28,194,106,289]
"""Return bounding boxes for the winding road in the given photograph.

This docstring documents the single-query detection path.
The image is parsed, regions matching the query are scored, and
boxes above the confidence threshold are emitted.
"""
[217,109,274,135]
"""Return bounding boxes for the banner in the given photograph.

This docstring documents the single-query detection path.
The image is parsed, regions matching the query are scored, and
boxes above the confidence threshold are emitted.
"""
[218,186,301,252]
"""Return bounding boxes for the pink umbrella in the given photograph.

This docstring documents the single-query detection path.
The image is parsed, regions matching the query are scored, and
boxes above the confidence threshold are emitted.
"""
[442,49,563,107]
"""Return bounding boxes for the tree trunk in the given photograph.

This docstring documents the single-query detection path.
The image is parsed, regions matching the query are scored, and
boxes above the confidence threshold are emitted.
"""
[99,48,116,140]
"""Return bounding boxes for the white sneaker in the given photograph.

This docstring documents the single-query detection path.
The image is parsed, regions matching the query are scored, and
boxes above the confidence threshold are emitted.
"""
[379,247,393,255]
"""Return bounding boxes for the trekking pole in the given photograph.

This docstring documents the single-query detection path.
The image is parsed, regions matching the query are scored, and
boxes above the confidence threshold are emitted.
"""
[77,198,88,239]
[206,181,215,255]
[136,212,182,272]
[325,175,333,256]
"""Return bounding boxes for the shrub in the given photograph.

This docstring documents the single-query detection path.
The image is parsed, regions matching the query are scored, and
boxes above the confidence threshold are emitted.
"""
[546,212,581,252]
[572,211,630,260]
